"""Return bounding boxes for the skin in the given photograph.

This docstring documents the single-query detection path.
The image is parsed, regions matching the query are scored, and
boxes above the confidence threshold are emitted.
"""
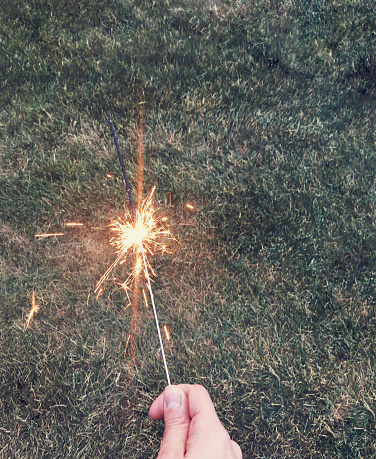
[149,384,243,459]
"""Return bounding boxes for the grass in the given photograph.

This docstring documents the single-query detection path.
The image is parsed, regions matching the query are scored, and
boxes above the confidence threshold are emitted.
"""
[1,0,376,457]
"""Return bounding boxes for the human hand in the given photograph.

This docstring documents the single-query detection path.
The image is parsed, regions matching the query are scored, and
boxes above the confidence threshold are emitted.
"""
[149,384,242,459]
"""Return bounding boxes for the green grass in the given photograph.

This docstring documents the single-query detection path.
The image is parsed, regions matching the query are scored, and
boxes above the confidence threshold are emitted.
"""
[1,0,376,457]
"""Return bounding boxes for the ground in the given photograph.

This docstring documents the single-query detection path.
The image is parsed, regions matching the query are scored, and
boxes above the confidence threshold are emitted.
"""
[0,1,376,457]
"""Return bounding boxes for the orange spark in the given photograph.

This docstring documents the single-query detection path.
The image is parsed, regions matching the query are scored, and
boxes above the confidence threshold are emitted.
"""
[142,289,149,308]
[106,174,114,179]
[186,203,194,210]
[24,289,39,331]
[163,325,171,341]
[65,222,84,227]
[96,287,104,299]
[35,233,64,238]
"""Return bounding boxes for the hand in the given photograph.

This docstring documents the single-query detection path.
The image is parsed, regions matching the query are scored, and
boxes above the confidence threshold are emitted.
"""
[149,384,242,459]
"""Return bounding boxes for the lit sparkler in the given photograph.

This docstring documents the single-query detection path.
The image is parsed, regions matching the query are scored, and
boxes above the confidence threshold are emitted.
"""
[102,112,172,385]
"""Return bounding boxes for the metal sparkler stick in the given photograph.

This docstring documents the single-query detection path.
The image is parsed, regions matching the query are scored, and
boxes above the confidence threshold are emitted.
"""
[140,244,171,386]
[106,112,171,385]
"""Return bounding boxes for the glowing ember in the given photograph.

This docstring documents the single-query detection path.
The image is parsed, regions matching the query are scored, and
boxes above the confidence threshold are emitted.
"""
[24,289,39,331]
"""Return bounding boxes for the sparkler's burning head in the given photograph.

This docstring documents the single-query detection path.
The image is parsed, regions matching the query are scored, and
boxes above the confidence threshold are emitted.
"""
[95,186,171,295]
[111,186,169,258]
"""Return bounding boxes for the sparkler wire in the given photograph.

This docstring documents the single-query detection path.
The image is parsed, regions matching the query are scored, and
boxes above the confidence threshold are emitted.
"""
[107,112,136,220]
[140,243,171,386]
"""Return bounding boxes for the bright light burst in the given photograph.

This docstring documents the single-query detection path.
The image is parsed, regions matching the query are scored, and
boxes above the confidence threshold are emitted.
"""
[95,186,170,296]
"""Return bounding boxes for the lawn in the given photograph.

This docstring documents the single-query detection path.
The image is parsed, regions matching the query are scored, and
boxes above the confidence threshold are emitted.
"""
[1,0,376,457]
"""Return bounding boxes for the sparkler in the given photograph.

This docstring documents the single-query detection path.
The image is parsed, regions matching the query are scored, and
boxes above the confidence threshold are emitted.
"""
[102,112,171,385]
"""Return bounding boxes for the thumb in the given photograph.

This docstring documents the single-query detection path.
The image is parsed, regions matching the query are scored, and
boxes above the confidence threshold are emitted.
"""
[158,385,190,459]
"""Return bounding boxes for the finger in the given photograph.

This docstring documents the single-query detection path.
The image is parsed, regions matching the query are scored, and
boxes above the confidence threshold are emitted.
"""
[157,385,190,459]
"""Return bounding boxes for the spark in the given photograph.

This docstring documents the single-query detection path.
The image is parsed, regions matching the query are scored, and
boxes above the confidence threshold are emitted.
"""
[163,325,171,341]
[24,289,39,331]
[142,289,149,308]
[96,287,104,299]
[186,203,194,210]
[65,222,84,227]
[35,233,64,238]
